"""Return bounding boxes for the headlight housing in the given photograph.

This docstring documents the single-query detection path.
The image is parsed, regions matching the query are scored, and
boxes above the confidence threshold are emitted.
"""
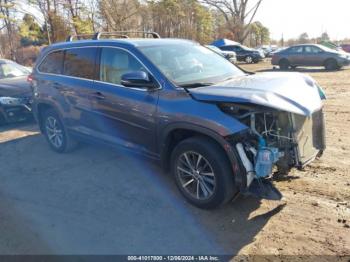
[0,97,23,105]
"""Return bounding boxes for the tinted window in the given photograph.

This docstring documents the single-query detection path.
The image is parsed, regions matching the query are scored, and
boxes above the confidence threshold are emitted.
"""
[221,46,240,52]
[63,48,96,79]
[304,46,322,53]
[39,51,64,74]
[99,48,145,85]
[287,46,303,53]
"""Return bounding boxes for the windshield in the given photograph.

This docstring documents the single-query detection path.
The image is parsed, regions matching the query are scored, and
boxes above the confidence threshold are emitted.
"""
[0,62,30,79]
[206,45,222,53]
[139,43,244,86]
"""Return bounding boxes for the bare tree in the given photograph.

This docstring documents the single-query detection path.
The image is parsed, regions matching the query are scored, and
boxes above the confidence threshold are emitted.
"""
[201,0,263,43]
[0,0,17,59]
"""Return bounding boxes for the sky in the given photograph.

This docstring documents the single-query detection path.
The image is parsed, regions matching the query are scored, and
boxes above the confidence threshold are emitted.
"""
[254,0,350,40]
[14,0,350,41]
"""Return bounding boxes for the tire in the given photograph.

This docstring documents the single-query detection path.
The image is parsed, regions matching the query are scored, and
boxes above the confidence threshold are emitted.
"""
[245,56,253,64]
[170,136,237,209]
[42,109,77,153]
[291,65,297,70]
[279,59,290,70]
[324,59,338,71]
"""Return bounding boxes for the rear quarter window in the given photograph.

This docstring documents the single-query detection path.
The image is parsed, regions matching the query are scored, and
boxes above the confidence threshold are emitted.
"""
[63,48,97,79]
[38,50,64,74]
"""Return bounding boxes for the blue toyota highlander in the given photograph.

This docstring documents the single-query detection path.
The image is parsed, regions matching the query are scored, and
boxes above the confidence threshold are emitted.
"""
[30,32,326,209]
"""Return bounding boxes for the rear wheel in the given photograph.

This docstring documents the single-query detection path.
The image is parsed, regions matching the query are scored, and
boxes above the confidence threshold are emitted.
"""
[42,109,77,153]
[171,137,237,209]
[324,59,338,71]
[245,56,253,64]
[279,59,290,70]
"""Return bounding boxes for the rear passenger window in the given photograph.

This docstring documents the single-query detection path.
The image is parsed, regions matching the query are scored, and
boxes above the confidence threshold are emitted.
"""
[39,51,64,74]
[288,46,303,53]
[99,48,145,85]
[63,48,96,79]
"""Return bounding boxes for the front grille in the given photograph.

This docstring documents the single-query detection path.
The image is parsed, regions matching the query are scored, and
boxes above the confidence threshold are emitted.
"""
[292,109,326,166]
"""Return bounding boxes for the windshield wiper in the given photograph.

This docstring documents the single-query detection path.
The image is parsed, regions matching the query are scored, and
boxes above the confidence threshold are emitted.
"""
[179,82,214,88]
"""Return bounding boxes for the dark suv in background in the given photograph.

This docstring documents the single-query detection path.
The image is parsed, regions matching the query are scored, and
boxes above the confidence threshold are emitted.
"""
[219,44,264,63]
[272,44,350,70]
[31,32,326,209]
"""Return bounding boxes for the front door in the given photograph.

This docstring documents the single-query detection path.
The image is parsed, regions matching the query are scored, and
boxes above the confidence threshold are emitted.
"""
[90,47,159,155]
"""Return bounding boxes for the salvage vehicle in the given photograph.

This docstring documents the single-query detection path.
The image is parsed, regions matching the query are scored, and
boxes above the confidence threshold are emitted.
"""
[206,45,237,64]
[0,59,33,125]
[272,44,350,70]
[31,32,326,209]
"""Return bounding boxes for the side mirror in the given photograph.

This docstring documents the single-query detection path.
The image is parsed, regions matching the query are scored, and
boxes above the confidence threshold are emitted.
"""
[121,71,156,89]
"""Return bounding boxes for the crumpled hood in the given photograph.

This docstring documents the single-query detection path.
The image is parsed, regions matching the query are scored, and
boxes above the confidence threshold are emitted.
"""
[0,76,32,97]
[189,72,324,116]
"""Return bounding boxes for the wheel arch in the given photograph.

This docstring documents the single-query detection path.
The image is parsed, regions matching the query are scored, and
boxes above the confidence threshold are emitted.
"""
[159,123,246,189]
[35,101,63,133]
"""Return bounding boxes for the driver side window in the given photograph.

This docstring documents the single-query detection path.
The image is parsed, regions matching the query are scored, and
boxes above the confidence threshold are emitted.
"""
[99,48,145,85]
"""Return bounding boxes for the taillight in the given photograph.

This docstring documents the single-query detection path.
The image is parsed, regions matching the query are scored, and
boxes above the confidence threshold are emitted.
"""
[27,74,33,82]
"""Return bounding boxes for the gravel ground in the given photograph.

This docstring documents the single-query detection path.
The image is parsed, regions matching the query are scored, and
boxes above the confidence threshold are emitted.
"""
[0,60,349,257]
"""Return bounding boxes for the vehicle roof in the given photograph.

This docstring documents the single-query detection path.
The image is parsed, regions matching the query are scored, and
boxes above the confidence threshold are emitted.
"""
[44,38,197,51]
[289,44,326,48]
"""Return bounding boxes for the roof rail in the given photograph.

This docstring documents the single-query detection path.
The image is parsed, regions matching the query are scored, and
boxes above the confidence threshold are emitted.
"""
[66,34,96,42]
[93,31,161,40]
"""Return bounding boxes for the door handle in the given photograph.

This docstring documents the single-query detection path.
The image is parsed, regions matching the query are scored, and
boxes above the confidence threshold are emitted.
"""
[91,91,106,100]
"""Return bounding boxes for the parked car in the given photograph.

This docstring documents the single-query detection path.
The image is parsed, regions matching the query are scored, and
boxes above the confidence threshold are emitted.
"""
[205,45,237,64]
[0,59,33,125]
[218,44,264,63]
[272,44,350,70]
[31,33,326,209]
[341,44,350,53]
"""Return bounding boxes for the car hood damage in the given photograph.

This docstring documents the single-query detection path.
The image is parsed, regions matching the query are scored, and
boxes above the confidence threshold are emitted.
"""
[189,72,325,116]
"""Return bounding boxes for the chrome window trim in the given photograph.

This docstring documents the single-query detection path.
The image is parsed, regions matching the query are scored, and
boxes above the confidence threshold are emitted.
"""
[36,45,162,91]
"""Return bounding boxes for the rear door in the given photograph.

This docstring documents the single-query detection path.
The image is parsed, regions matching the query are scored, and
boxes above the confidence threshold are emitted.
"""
[60,47,98,132]
[90,47,159,155]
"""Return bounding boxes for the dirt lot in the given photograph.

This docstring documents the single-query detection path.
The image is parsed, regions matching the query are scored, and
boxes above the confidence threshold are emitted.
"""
[0,60,349,257]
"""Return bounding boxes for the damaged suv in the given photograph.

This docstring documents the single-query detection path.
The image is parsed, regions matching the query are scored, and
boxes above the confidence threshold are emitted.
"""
[31,33,326,209]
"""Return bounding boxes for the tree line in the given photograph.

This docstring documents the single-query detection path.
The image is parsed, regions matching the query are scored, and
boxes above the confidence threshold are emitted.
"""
[0,0,271,62]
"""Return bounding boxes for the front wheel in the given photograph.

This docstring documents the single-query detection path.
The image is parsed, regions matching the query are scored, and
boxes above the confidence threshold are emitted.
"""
[42,109,77,153]
[324,59,338,71]
[171,137,237,209]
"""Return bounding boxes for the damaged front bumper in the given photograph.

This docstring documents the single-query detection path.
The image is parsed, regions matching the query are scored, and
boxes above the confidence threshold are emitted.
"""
[227,108,326,199]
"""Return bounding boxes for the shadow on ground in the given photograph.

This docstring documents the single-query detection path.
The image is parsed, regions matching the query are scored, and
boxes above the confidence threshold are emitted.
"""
[0,131,285,255]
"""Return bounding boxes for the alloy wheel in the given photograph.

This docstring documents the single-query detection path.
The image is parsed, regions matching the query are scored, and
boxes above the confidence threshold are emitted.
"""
[245,56,253,63]
[176,151,216,200]
[45,116,63,148]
